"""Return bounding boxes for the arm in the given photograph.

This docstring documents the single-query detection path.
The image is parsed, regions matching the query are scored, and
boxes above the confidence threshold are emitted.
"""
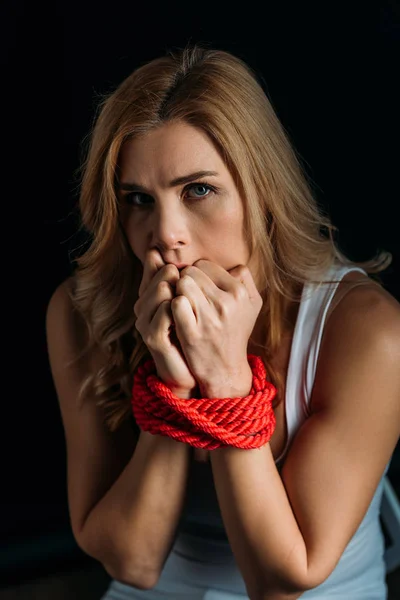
[46,280,191,590]
[208,286,400,600]
[81,430,191,589]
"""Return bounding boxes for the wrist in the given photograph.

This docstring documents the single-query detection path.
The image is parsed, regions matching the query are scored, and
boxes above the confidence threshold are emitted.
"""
[199,363,253,398]
[169,385,200,399]
[132,355,276,451]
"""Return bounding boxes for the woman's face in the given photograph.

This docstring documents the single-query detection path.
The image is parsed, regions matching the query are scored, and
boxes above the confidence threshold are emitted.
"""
[117,120,258,281]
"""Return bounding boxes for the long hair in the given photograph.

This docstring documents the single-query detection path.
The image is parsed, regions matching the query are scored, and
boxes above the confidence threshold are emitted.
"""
[68,44,391,432]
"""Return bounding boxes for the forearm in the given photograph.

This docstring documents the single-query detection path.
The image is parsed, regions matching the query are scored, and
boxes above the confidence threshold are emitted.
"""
[78,430,191,587]
[210,442,308,599]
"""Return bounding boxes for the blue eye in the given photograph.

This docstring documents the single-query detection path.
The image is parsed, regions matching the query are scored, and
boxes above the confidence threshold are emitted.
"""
[123,182,216,207]
[186,183,214,199]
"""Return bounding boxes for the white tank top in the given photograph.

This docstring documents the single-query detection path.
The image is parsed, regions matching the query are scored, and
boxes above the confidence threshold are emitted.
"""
[179,261,390,598]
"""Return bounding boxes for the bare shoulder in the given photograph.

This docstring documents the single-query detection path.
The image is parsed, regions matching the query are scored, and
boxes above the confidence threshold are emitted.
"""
[46,276,81,344]
[45,276,93,390]
[47,276,74,309]
[46,277,70,316]
[328,271,400,337]
[312,271,400,414]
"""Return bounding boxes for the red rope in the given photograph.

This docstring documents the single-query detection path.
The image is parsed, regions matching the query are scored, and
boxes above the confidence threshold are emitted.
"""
[131,355,277,450]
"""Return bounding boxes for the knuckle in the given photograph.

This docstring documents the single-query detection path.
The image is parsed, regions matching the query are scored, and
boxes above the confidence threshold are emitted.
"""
[171,295,185,308]
[181,265,196,276]
[193,259,206,268]
[144,332,155,348]
[179,274,192,285]
[133,299,141,317]
[219,300,231,318]
[233,283,246,301]
[236,264,248,276]
[135,316,144,334]
[158,299,172,319]
[157,280,172,295]
[160,299,171,310]
[163,264,179,279]
[146,327,163,349]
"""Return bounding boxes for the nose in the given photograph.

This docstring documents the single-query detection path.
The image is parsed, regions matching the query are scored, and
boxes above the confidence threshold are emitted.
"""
[149,202,191,253]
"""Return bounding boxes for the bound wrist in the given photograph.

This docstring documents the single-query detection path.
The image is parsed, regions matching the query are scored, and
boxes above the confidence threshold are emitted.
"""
[169,385,199,399]
[132,355,276,451]
[199,364,253,399]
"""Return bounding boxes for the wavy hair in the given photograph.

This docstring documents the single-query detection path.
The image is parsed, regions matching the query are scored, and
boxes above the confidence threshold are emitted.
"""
[68,44,392,432]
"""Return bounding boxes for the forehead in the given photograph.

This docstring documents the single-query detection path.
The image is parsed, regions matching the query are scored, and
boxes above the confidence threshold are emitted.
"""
[118,121,226,180]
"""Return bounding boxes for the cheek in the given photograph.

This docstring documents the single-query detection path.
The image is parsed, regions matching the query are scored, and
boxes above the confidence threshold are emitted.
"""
[202,208,249,258]
[121,215,146,260]
[208,205,246,240]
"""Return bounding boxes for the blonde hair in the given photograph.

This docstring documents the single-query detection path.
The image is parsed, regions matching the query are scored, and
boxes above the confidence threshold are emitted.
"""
[69,44,391,432]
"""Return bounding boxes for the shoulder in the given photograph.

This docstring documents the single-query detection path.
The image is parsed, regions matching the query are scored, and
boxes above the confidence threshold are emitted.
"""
[324,271,400,349]
[46,276,75,315]
[46,275,87,333]
[45,276,91,369]
[311,271,400,414]
[46,277,73,337]
[46,276,74,317]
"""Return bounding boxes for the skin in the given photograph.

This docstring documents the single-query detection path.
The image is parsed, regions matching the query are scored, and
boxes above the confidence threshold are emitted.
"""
[118,120,259,282]
[72,121,400,594]
[118,120,264,459]
[119,122,262,393]
[46,111,400,594]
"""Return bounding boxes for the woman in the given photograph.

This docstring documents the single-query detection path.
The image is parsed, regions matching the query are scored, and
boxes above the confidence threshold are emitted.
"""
[46,44,400,599]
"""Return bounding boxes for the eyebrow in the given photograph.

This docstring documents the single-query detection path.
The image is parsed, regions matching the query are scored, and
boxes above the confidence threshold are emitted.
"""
[118,170,219,192]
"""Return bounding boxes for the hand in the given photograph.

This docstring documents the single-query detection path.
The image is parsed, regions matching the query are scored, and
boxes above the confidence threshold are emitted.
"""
[134,249,198,398]
[171,260,263,397]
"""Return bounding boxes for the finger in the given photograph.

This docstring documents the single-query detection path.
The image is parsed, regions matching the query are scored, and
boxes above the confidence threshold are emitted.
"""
[228,264,261,304]
[149,299,174,346]
[192,260,241,295]
[146,299,181,355]
[175,271,216,318]
[136,263,180,315]
[138,249,165,297]
[171,295,197,340]
[134,278,175,324]
[150,299,187,358]
[194,260,260,304]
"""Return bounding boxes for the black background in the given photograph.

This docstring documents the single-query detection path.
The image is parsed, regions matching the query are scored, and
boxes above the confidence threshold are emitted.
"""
[2,0,399,583]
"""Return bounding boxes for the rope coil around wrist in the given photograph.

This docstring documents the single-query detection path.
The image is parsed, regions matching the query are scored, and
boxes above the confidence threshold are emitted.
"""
[131,355,277,450]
